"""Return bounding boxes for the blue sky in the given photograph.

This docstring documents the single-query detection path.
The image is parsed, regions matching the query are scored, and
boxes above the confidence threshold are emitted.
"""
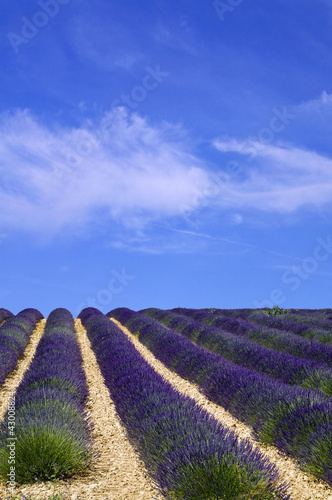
[1,0,332,317]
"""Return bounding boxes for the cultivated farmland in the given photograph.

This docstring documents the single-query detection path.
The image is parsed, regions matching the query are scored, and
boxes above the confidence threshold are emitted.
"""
[0,306,332,499]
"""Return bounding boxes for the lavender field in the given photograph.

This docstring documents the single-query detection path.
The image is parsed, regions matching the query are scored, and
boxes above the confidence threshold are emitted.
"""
[0,306,332,500]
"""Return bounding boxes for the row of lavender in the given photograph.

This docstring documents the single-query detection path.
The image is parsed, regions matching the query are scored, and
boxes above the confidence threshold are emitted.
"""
[0,308,13,324]
[141,308,332,396]
[0,308,94,483]
[188,307,332,339]
[249,310,332,335]
[175,309,332,361]
[109,307,332,486]
[80,308,289,499]
[243,310,332,337]
[0,308,43,386]
[210,307,332,323]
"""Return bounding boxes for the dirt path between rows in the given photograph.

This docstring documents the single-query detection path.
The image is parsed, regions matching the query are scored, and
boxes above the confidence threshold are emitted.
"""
[111,317,332,500]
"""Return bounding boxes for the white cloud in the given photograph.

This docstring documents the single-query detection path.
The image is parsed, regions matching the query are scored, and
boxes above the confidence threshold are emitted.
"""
[212,138,332,212]
[1,106,332,240]
[0,108,210,235]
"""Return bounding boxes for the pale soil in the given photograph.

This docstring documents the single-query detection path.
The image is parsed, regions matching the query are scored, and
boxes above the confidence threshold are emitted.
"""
[111,318,332,500]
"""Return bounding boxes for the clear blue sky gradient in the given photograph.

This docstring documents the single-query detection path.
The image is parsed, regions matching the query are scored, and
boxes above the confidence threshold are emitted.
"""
[1,0,332,316]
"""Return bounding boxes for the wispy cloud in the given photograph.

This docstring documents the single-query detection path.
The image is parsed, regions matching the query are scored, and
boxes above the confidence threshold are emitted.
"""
[0,108,210,236]
[153,20,197,55]
[298,90,332,112]
[107,226,205,255]
[1,97,332,242]
[106,221,301,258]
[69,10,145,71]
[212,138,332,213]
[161,225,297,259]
